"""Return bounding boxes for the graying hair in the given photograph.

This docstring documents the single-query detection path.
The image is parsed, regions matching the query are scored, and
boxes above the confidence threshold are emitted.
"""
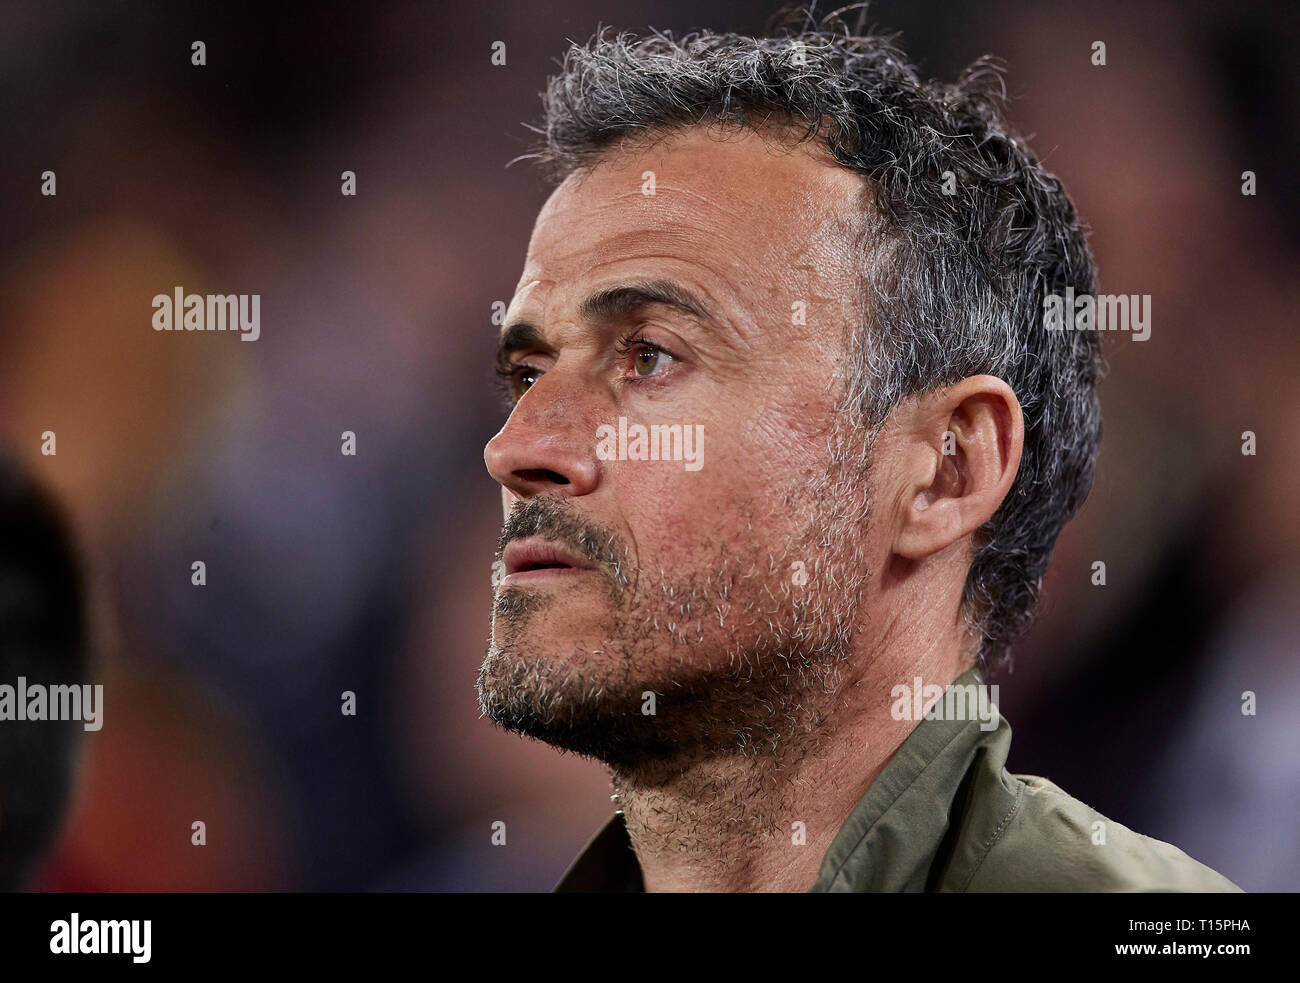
[525,6,1103,676]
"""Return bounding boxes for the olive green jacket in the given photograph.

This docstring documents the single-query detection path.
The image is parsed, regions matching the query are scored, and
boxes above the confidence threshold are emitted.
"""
[554,668,1242,892]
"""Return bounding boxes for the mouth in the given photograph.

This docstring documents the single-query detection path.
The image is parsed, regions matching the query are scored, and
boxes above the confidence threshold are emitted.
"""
[500,537,596,586]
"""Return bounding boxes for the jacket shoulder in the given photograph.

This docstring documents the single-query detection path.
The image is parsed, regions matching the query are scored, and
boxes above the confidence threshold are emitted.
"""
[960,772,1243,893]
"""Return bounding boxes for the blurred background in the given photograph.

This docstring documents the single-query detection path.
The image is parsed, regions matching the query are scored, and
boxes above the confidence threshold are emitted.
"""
[0,0,1296,891]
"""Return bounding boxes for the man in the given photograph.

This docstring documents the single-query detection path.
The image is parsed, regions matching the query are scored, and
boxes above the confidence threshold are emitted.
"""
[477,12,1241,892]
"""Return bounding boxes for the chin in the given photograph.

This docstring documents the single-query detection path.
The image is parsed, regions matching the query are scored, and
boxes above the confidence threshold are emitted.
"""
[476,640,681,768]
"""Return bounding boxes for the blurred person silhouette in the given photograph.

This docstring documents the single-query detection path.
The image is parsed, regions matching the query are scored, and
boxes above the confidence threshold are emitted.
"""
[0,450,91,891]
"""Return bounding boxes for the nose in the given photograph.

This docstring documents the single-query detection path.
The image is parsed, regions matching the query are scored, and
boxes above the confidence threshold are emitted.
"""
[484,375,600,500]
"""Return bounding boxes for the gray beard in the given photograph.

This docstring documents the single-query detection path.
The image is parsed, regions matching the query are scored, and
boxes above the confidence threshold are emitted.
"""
[477,429,873,778]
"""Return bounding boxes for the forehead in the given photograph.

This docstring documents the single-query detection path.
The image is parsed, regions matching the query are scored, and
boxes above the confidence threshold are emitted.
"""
[517,127,865,306]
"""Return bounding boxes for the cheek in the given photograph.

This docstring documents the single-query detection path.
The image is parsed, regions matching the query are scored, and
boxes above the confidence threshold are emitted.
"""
[609,423,815,566]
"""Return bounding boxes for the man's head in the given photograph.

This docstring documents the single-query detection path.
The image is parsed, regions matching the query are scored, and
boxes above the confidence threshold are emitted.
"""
[478,11,1101,771]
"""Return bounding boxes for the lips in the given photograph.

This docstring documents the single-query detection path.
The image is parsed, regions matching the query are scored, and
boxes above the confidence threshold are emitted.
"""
[503,538,595,578]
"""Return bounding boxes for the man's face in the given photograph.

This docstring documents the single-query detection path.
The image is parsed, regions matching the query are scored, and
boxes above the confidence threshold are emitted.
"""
[480,127,877,770]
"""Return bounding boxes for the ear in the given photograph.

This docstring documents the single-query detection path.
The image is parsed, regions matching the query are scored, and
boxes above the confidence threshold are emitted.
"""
[891,375,1023,560]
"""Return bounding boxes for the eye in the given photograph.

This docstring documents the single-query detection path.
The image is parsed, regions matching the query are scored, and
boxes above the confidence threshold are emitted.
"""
[632,345,664,377]
[515,366,543,394]
[494,363,544,405]
[615,335,676,381]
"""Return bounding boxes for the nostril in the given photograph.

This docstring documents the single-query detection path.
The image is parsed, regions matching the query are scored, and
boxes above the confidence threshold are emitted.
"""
[516,469,569,486]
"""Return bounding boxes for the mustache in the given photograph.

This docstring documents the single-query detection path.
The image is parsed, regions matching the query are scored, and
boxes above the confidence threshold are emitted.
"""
[497,497,631,588]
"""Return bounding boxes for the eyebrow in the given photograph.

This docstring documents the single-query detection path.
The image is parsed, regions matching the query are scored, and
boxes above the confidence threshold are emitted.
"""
[495,278,715,372]
[495,322,545,375]
[579,279,711,323]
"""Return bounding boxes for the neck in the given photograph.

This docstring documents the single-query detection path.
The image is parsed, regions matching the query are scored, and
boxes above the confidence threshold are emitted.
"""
[613,628,970,892]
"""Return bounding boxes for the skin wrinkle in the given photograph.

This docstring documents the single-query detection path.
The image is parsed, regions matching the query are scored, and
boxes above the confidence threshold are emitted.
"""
[512,254,755,360]
[568,240,757,351]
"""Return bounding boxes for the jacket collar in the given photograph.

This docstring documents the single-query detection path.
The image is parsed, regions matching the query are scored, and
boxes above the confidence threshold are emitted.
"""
[554,666,1008,892]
